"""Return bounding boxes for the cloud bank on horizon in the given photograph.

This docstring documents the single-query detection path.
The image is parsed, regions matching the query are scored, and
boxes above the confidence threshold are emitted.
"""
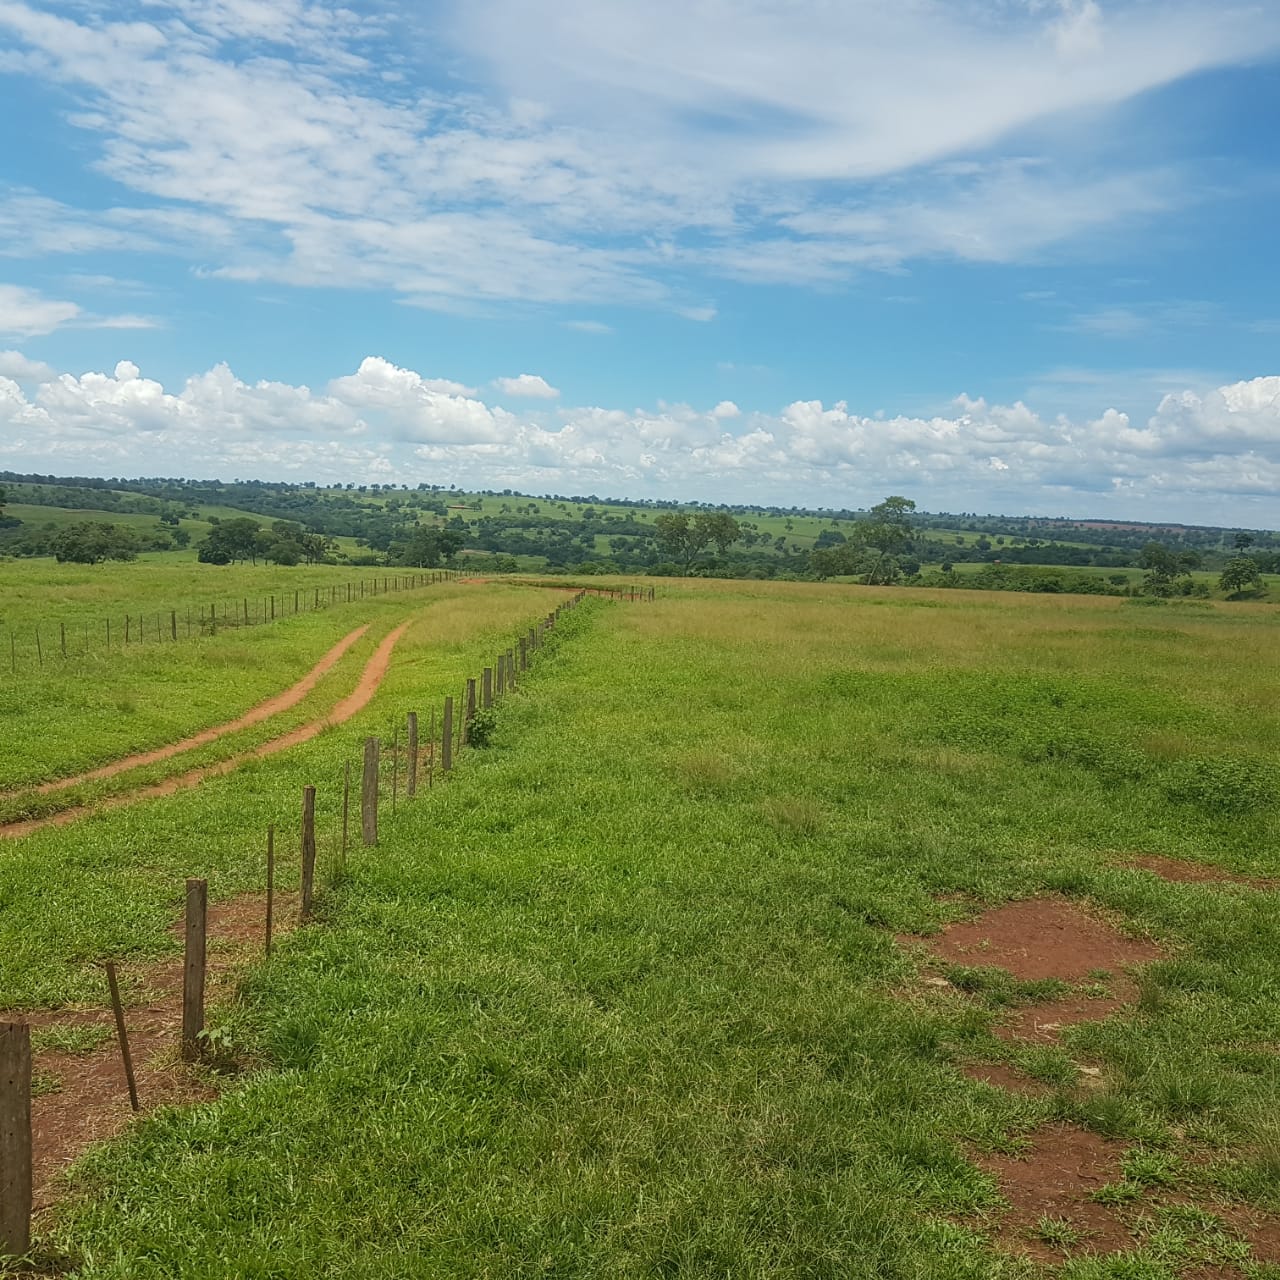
[2,355,1278,524]
[0,0,1277,521]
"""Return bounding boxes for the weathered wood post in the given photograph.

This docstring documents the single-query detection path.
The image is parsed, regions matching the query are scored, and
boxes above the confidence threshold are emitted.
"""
[0,1021,32,1259]
[390,725,400,815]
[519,636,528,671]
[341,761,351,867]
[407,712,419,798]
[466,677,477,726]
[104,962,139,1112]
[441,697,453,773]
[182,878,207,1062]
[507,648,516,689]
[362,738,379,846]
[495,656,505,698]
[482,667,493,709]
[300,786,317,920]
[265,824,275,955]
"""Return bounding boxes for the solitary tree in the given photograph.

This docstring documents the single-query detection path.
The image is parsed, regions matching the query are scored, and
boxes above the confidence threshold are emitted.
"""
[858,495,916,585]
[652,512,740,573]
[1219,556,1266,598]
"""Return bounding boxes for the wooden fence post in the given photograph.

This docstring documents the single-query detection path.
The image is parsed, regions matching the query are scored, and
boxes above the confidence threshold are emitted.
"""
[0,1021,32,1260]
[300,786,317,920]
[391,725,400,816]
[341,761,351,867]
[182,878,207,1062]
[362,738,379,846]
[466,678,477,725]
[266,824,275,955]
[407,712,419,798]
[104,962,139,1112]
[519,636,528,671]
[495,657,505,698]
[482,667,493,709]
[442,697,453,773]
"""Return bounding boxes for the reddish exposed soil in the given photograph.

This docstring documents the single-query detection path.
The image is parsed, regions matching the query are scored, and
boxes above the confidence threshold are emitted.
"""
[1126,854,1274,889]
[903,898,1163,1045]
[963,1061,1052,1095]
[20,626,369,798]
[1,619,413,841]
[12,892,296,1209]
[915,898,1163,983]
[976,1123,1131,1259]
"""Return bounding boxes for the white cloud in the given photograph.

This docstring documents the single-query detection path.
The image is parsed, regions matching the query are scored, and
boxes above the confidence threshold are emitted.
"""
[564,319,613,334]
[493,373,560,399]
[0,349,55,380]
[1,0,1273,307]
[0,283,80,337]
[2,353,1279,523]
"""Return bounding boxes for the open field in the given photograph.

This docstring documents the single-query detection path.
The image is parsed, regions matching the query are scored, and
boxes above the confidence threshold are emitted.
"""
[3,579,1279,1276]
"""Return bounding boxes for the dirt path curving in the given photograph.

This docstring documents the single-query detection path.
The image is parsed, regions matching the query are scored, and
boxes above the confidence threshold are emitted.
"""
[1,619,413,841]
[16,626,370,799]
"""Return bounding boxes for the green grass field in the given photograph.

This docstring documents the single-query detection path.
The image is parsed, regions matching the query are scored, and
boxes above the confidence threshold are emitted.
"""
[3,579,1278,1276]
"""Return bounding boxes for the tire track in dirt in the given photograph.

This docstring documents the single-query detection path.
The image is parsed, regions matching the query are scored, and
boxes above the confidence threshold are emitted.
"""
[14,625,370,799]
[1,619,414,841]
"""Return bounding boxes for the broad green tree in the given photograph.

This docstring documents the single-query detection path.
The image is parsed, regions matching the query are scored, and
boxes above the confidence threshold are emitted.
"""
[1219,556,1265,598]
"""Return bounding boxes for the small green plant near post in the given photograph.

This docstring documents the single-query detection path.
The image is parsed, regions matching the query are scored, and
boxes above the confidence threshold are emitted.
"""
[361,739,379,846]
[0,1021,32,1260]
[467,707,498,748]
[182,878,207,1063]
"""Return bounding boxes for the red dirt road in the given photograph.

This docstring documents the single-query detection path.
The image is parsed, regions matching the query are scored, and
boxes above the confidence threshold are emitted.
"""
[20,625,370,798]
[1,619,413,841]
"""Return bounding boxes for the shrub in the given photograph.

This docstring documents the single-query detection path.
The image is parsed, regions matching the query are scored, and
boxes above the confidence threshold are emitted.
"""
[466,707,498,748]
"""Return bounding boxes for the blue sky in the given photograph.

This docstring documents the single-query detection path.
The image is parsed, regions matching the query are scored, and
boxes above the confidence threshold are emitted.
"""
[1,0,1278,522]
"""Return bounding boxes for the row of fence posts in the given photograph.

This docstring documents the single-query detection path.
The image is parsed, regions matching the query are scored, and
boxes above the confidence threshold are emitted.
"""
[6,570,461,674]
[0,588,605,1260]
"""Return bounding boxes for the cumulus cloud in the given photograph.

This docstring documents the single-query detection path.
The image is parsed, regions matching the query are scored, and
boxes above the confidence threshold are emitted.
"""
[493,373,560,399]
[1,353,1278,522]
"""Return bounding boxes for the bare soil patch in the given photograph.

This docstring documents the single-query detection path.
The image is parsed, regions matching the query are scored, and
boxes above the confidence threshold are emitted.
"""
[1,618,412,841]
[962,1061,1052,1095]
[902,898,1163,1049]
[976,1123,1130,1259]
[1126,854,1274,889]
[914,898,1162,983]
[12,892,296,1209]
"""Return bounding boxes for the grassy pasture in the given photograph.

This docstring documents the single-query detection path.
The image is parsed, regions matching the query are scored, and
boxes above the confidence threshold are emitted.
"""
[5,580,1275,1276]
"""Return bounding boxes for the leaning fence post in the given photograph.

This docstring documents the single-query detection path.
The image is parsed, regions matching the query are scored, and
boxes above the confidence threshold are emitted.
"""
[300,786,317,920]
[104,962,139,1112]
[407,712,419,798]
[182,878,207,1062]
[442,697,453,773]
[0,1021,32,1260]
[362,738,379,846]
